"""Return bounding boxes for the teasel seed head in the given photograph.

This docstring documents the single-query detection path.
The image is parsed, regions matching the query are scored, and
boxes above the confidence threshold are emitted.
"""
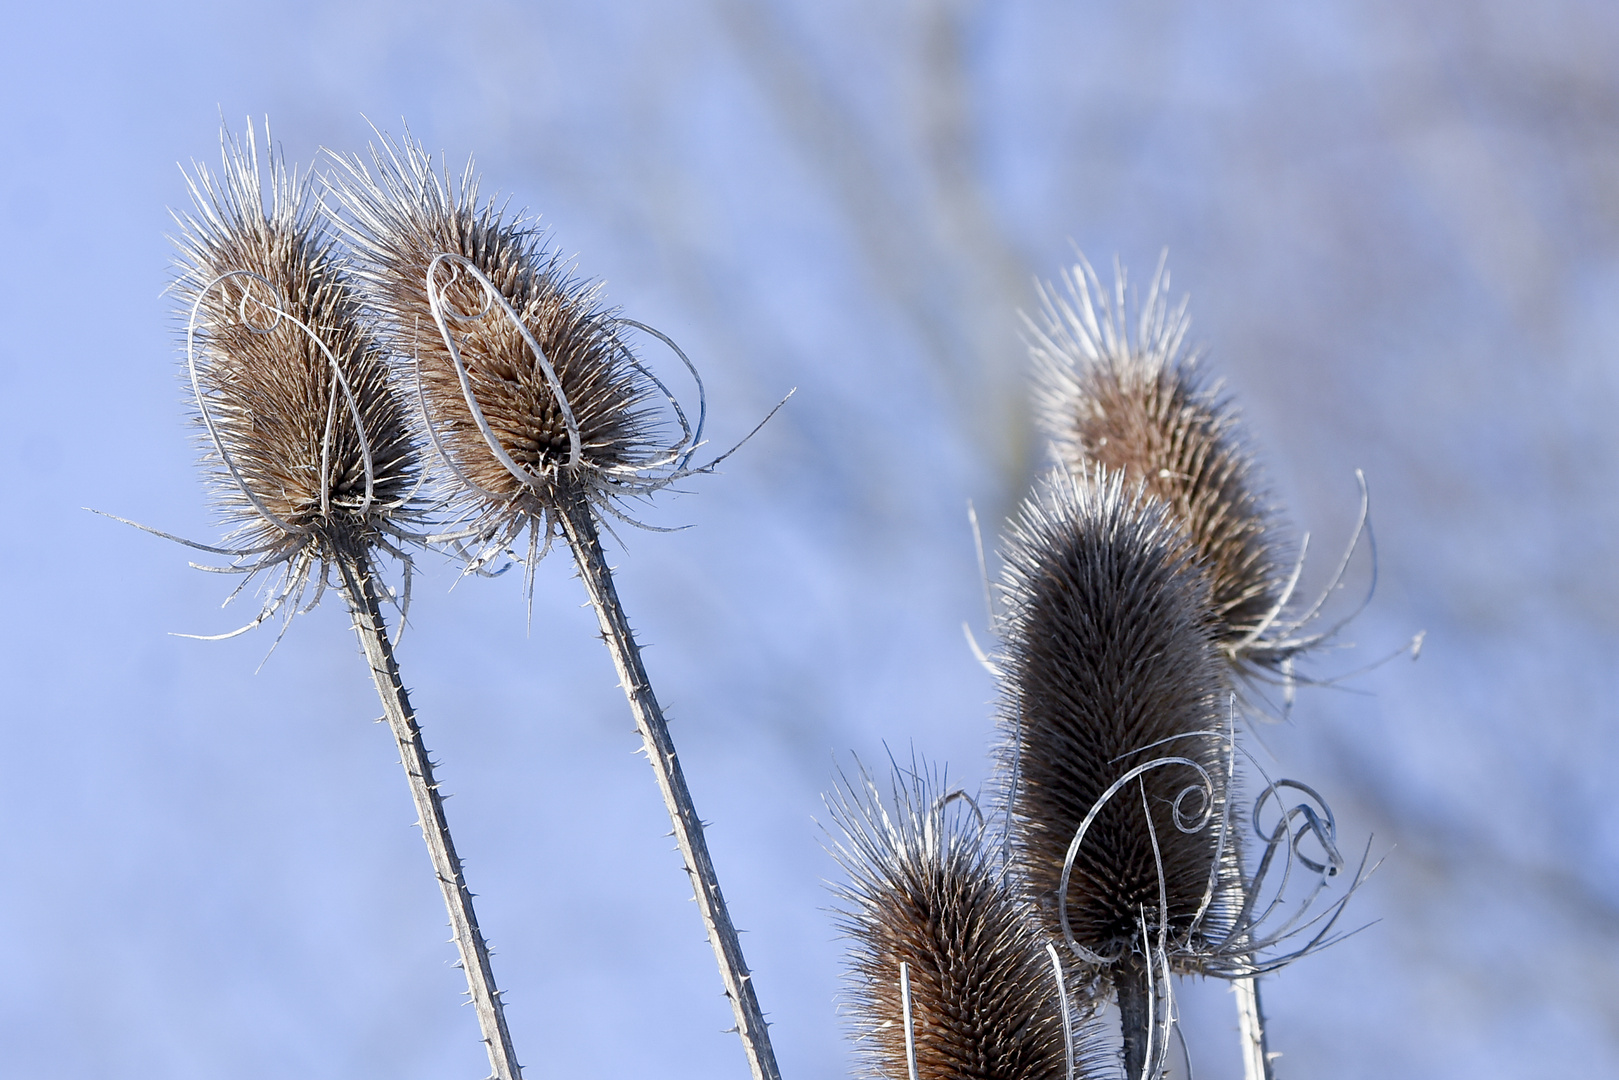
[829,765,1110,1080]
[1026,257,1294,674]
[167,122,422,631]
[997,468,1233,967]
[325,131,685,553]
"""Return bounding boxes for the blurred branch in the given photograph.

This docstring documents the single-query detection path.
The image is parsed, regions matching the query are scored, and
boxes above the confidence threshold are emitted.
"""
[713,0,1034,490]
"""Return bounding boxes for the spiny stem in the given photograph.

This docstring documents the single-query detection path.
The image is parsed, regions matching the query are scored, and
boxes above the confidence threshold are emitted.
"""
[1117,951,1151,1080]
[1234,975,1274,1080]
[558,489,782,1080]
[337,551,522,1080]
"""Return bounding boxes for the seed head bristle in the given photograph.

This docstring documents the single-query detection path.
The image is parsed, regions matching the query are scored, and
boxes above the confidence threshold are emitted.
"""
[1027,257,1289,668]
[325,132,667,543]
[829,767,1108,1080]
[998,469,1229,963]
[171,122,420,561]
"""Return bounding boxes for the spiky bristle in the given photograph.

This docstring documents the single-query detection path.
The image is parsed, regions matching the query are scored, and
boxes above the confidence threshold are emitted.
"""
[171,122,418,557]
[1028,258,1287,664]
[830,767,1104,1080]
[999,469,1228,961]
[326,132,661,538]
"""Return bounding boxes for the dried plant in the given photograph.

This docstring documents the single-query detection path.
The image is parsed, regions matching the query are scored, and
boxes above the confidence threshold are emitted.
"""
[156,122,524,1080]
[1026,256,1388,699]
[997,466,1234,1079]
[152,125,426,636]
[1026,256,1400,1078]
[828,763,1112,1080]
[324,131,726,567]
[130,118,1384,1080]
[993,465,1376,1078]
[326,130,783,1080]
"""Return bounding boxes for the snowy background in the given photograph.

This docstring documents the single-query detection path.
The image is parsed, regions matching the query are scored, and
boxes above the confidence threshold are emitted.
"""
[2,1,1616,1077]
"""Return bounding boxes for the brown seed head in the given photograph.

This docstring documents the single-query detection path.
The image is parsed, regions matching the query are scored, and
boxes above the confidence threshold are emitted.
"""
[171,122,419,562]
[1027,258,1288,666]
[326,133,666,540]
[830,768,1105,1080]
[998,469,1230,963]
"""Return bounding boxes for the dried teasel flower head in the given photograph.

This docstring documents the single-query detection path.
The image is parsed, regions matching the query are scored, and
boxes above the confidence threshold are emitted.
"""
[326,130,713,563]
[996,470,1375,1076]
[997,469,1239,1078]
[828,762,1112,1080]
[163,121,423,637]
[1025,256,1304,679]
[998,468,1236,964]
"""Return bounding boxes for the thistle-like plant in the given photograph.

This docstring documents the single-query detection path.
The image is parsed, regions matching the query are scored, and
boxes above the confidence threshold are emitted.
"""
[1025,256,1396,1078]
[326,131,783,1080]
[997,467,1235,1079]
[995,465,1374,1078]
[155,122,525,1080]
[1026,255,1382,700]
[828,763,1111,1080]
[158,128,425,635]
[324,132,723,566]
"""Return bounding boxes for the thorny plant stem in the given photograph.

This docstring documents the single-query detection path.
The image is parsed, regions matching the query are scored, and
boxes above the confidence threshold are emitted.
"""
[337,552,523,1080]
[1117,951,1152,1080]
[558,489,782,1080]
[1234,976,1275,1080]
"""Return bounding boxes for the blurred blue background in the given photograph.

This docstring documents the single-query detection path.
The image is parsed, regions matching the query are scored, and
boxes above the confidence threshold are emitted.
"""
[2,1,1616,1077]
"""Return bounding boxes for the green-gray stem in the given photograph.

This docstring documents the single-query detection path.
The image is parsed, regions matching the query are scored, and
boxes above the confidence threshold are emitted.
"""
[337,551,522,1080]
[558,492,782,1080]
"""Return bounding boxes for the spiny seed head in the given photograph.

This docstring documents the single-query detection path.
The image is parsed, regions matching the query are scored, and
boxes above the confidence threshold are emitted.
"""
[1027,257,1288,663]
[171,122,418,561]
[326,132,665,538]
[829,768,1103,1080]
[998,469,1229,963]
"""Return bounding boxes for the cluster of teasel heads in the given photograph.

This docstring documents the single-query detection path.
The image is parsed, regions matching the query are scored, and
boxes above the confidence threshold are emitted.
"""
[141,121,783,1080]
[144,118,1392,1080]
[831,259,1392,1080]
